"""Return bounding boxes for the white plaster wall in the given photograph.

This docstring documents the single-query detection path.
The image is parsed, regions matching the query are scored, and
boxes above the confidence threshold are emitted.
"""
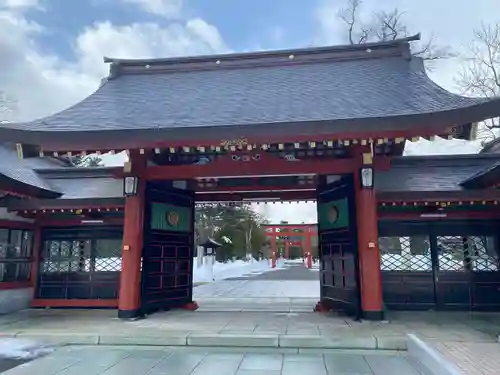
[0,288,32,315]
[0,208,34,223]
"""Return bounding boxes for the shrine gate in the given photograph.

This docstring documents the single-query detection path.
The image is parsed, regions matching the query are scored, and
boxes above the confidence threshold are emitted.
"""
[0,35,500,320]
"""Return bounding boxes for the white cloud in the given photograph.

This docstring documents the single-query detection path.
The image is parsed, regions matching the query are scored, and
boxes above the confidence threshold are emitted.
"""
[74,19,228,79]
[0,0,39,10]
[123,0,184,19]
[0,8,228,121]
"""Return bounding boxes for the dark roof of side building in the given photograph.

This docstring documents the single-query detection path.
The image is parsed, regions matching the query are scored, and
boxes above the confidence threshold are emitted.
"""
[376,154,500,200]
[459,161,500,189]
[0,144,66,197]
[2,35,500,151]
[0,144,122,201]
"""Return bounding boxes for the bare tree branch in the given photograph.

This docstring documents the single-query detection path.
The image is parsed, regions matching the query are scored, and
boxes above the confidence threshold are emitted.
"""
[337,0,362,45]
[336,1,451,62]
[373,9,407,42]
[457,22,500,134]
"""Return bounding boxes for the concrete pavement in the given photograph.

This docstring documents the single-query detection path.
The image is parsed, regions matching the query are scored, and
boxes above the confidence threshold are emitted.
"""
[3,346,426,375]
[0,309,497,351]
[193,263,319,311]
[2,263,500,374]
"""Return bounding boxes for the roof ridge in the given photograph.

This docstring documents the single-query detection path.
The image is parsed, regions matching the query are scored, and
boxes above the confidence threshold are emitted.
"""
[104,34,420,65]
[105,34,419,78]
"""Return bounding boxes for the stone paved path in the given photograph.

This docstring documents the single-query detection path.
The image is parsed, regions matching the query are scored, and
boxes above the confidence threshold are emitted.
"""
[193,263,320,311]
[0,309,496,351]
[252,263,319,281]
[432,341,500,375]
[2,346,425,375]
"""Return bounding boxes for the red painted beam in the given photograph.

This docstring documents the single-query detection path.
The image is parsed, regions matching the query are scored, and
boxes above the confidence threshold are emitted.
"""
[263,225,317,230]
[378,210,500,220]
[0,220,35,230]
[0,281,32,291]
[145,152,358,180]
[265,232,317,236]
[31,299,118,308]
[197,185,315,193]
[37,217,124,227]
[195,191,316,201]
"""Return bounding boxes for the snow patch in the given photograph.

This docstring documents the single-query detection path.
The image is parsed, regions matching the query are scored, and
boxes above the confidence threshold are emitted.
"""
[0,338,53,360]
[193,258,283,283]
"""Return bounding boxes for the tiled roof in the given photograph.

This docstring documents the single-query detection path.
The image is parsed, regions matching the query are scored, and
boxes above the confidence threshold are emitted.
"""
[1,36,499,150]
[376,154,500,192]
[45,177,122,199]
[0,145,64,195]
[0,145,121,199]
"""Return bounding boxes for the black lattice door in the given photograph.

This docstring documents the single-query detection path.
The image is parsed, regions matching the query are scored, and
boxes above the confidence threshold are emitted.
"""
[434,234,500,310]
[141,182,195,315]
[37,227,123,300]
[316,175,360,318]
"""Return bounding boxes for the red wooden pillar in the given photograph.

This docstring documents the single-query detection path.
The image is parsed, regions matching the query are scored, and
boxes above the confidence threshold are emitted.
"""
[118,152,146,319]
[354,168,384,320]
[285,241,289,259]
[271,236,277,268]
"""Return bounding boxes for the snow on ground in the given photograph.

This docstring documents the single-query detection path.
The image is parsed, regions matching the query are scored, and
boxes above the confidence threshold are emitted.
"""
[0,338,52,360]
[193,258,284,283]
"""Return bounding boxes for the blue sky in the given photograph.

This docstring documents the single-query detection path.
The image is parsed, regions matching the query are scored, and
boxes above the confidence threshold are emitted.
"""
[27,0,318,60]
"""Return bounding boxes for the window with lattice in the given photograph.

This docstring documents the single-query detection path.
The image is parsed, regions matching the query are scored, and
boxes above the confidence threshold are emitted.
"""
[0,228,33,282]
[379,236,431,271]
[436,236,498,272]
[42,237,122,273]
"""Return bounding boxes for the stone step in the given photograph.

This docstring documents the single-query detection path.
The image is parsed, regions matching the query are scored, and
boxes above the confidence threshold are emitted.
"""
[10,331,407,351]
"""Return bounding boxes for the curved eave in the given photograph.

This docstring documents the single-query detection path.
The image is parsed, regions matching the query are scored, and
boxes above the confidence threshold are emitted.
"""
[1,98,499,152]
[0,174,62,199]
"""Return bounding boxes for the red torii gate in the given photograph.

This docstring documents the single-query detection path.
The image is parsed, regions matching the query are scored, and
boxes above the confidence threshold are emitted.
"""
[263,224,317,268]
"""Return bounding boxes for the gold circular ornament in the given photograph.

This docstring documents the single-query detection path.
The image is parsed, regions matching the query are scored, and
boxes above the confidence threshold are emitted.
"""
[327,206,339,224]
[166,211,179,227]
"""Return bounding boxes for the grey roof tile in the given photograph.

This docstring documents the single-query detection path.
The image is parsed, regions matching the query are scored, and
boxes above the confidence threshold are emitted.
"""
[376,155,499,192]
[1,37,498,149]
[47,177,122,199]
[0,145,63,193]
[4,57,492,133]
